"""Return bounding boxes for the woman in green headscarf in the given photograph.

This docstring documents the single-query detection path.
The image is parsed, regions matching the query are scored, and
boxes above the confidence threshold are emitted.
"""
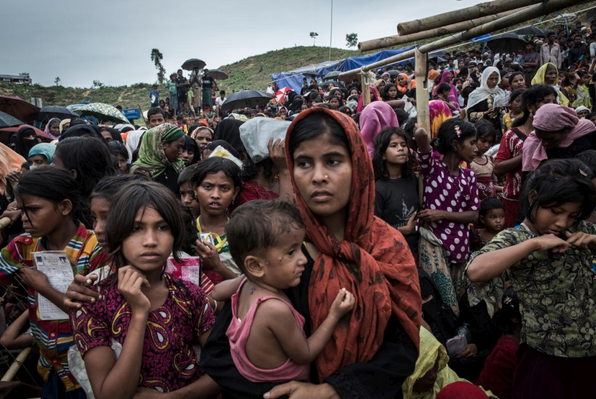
[28,143,56,168]
[131,123,185,194]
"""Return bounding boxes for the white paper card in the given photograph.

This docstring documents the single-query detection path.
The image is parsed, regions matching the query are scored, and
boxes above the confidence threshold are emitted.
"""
[32,251,74,320]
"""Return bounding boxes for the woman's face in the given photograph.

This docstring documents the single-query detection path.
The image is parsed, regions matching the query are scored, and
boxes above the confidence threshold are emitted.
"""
[162,136,185,163]
[378,81,386,89]
[194,129,212,152]
[28,154,48,167]
[545,68,558,85]
[181,149,195,166]
[350,89,359,96]
[328,98,340,110]
[534,128,569,149]
[50,122,60,136]
[292,132,352,219]
[444,72,453,81]
[100,130,114,142]
[558,73,566,86]
[455,136,478,163]
[486,72,499,89]
[511,95,523,113]
[528,93,557,114]
[397,76,405,86]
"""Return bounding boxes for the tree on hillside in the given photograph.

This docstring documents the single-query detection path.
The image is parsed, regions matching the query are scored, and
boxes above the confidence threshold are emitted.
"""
[93,80,104,88]
[151,48,166,84]
[346,33,358,48]
[54,77,61,86]
[310,32,319,46]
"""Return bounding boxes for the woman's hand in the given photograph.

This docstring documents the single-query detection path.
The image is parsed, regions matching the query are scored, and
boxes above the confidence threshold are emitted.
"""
[532,234,569,253]
[268,138,288,172]
[264,382,340,399]
[566,231,596,249]
[455,343,478,358]
[117,266,150,313]
[19,268,49,291]
[418,209,444,223]
[64,274,101,309]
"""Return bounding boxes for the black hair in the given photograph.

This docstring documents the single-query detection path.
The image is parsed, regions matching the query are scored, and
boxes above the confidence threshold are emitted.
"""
[288,111,350,158]
[176,115,184,121]
[226,200,304,275]
[436,82,452,96]
[242,157,274,182]
[475,120,497,142]
[147,107,166,120]
[177,163,198,187]
[108,141,129,172]
[106,181,186,271]
[457,66,469,77]
[327,95,340,104]
[54,137,117,199]
[436,118,477,155]
[372,127,413,180]
[587,112,596,120]
[520,159,596,224]
[337,106,352,115]
[188,156,242,190]
[89,174,148,203]
[512,85,557,128]
[576,150,596,175]
[509,88,525,106]
[381,83,398,101]
[558,71,571,87]
[494,287,521,335]
[15,167,87,228]
[479,197,504,217]
[182,135,200,165]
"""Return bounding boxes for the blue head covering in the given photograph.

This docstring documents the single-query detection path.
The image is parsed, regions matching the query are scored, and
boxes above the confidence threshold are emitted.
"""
[28,143,56,165]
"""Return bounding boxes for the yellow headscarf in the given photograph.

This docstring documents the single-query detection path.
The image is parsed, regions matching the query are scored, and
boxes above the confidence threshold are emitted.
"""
[531,63,569,106]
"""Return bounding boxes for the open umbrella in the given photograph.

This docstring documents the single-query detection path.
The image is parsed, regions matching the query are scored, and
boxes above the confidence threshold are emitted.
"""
[387,70,400,78]
[181,58,206,71]
[0,124,51,145]
[319,80,344,88]
[515,26,545,37]
[75,103,130,124]
[221,90,272,111]
[324,71,341,80]
[38,106,79,122]
[0,110,24,128]
[486,33,528,55]
[0,96,39,122]
[275,87,292,103]
[206,69,229,80]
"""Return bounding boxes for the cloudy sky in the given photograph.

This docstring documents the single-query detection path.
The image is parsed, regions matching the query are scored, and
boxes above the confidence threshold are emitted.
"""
[2,0,486,88]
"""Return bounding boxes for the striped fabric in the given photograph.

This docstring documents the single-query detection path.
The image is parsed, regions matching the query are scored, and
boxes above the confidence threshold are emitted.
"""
[0,224,110,391]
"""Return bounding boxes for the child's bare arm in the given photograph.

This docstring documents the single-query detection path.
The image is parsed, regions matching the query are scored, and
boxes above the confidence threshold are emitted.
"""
[0,310,34,349]
[467,235,568,282]
[211,275,243,302]
[135,374,221,399]
[267,289,354,365]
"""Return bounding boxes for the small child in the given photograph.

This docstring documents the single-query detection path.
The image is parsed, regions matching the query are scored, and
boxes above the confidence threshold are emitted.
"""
[177,164,201,220]
[471,121,499,200]
[471,198,505,252]
[213,200,354,383]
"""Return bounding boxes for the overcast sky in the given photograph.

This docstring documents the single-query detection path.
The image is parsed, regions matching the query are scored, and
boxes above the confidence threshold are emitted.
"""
[2,0,486,88]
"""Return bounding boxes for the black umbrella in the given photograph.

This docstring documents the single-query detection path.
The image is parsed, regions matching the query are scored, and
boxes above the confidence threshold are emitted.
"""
[207,69,229,80]
[38,106,78,122]
[0,110,24,128]
[324,71,341,80]
[387,70,400,77]
[486,33,528,55]
[181,58,206,71]
[318,80,344,88]
[515,26,545,37]
[221,90,272,111]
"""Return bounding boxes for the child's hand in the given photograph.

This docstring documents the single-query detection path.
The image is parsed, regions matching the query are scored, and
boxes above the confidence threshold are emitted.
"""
[399,212,418,235]
[533,234,569,253]
[328,288,355,320]
[118,266,150,313]
[195,240,221,271]
[64,274,101,309]
[565,231,596,249]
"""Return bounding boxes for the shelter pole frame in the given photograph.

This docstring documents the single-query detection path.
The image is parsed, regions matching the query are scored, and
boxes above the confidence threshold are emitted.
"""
[414,49,430,135]
[339,0,591,78]
[361,70,371,107]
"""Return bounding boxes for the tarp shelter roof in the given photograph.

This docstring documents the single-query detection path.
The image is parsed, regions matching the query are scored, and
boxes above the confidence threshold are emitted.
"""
[271,46,457,92]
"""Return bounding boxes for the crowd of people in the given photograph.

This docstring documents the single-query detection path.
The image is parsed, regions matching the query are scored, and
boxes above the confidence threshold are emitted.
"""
[1,17,596,399]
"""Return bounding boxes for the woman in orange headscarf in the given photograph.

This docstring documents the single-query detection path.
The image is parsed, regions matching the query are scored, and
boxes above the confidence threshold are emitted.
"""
[201,108,421,399]
[397,73,417,99]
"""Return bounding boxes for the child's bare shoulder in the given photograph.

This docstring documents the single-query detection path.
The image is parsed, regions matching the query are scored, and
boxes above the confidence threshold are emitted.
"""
[254,296,296,320]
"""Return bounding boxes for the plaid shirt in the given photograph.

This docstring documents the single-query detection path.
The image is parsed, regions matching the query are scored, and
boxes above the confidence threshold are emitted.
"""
[0,224,110,391]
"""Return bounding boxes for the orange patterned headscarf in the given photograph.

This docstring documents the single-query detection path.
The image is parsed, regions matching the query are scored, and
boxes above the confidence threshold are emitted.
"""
[285,107,421,381]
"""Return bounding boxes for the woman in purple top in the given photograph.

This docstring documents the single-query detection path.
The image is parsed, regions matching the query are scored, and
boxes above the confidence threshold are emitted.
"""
[415,119,480,316]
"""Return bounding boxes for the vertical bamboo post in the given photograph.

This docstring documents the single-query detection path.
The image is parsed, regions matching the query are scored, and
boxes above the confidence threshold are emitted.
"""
[361,69,371,108]
[415,49,430,135]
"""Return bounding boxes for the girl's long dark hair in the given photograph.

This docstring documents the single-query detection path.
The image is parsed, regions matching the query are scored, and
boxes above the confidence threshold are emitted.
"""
[512,85,557,128]
[14,167,87,227]
[106,181,186,271]
[372,127,413,180]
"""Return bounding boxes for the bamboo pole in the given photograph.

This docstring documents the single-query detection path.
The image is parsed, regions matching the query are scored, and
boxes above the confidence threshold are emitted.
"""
[397,0,543,35]
[414,49,430,134]
[359,10,519,52]
[1,347,32,382]
[361,70,371,108]
[340,0,590,78]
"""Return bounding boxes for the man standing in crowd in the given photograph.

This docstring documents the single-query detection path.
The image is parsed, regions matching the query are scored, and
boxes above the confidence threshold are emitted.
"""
[540,32,562,68]
[567,34,587,67]
[176,69,190,115]
[189,67,202,115]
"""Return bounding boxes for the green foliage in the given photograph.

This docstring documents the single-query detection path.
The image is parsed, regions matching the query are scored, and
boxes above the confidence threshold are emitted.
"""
[151,48,166,84]
[346,33,358,48]
[310,32,319,46]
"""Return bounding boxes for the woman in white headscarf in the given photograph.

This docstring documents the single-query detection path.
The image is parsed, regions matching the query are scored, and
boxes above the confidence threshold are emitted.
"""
[467,67,509,134]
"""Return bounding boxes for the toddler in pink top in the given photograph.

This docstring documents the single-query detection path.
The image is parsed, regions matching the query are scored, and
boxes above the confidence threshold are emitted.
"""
[213,200,354,383]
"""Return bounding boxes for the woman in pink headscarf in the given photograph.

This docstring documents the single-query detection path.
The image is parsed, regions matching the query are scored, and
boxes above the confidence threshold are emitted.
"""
[522,103,596,172]
[360,101,399,156]
[433,71,460,113]
[356,86,380,113]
